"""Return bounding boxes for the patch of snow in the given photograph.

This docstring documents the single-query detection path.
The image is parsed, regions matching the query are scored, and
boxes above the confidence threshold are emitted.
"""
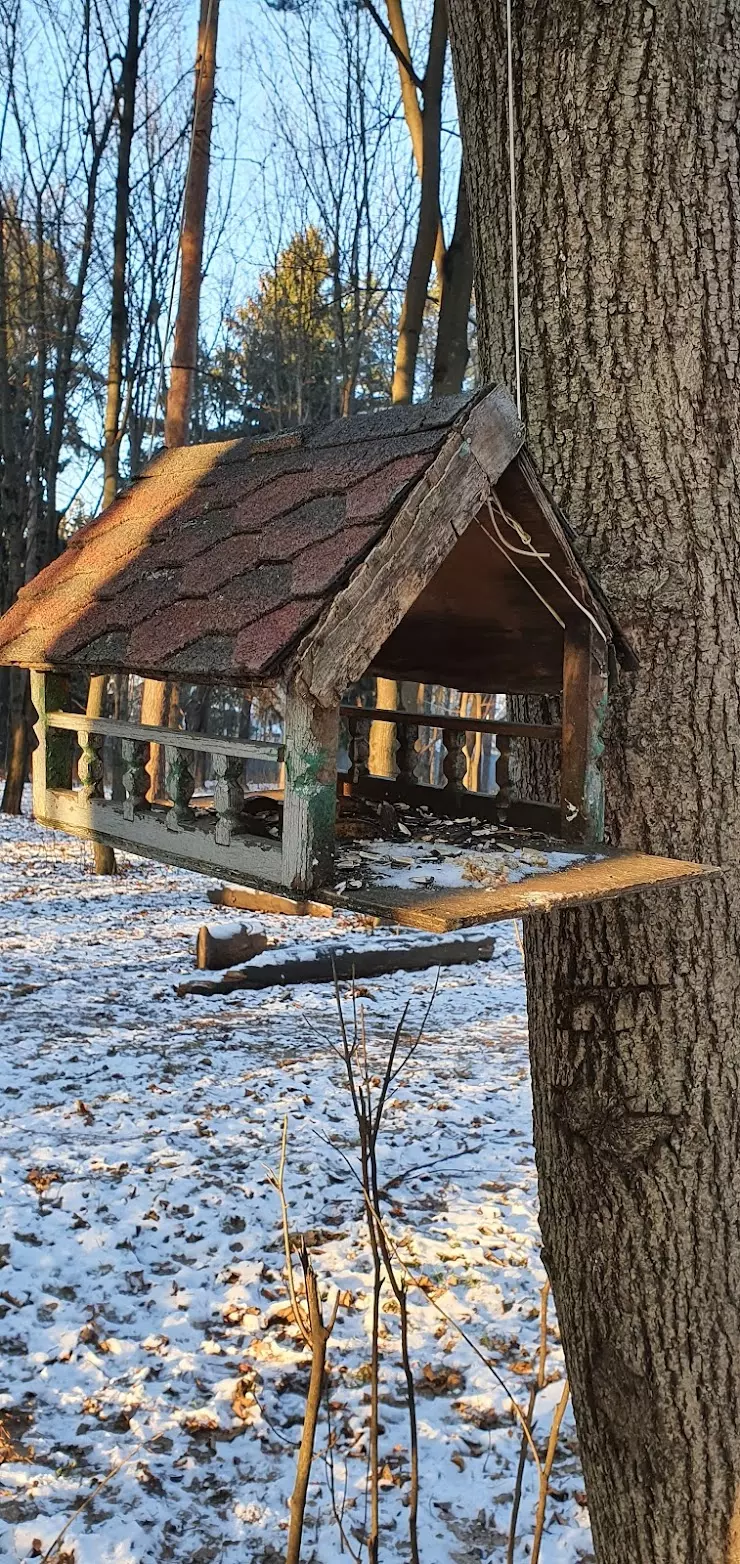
[0,804,590,1562]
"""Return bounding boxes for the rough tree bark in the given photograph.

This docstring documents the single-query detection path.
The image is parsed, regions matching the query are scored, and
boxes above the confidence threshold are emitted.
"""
[448,3,740,1562]
[431,166,473,396]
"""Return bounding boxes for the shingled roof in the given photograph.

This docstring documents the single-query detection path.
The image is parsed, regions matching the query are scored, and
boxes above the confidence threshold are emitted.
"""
[0,391,486,684]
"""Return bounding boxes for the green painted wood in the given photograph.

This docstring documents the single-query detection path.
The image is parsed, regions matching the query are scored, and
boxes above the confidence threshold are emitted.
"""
[282,685,339,893]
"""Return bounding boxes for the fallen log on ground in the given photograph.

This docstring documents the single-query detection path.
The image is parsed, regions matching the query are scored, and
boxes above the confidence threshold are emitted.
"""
[207,885,337,919]
[196,924,270,970]
[176,934,496,996]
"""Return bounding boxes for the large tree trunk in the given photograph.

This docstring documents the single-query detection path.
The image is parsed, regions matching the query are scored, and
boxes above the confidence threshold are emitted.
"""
[431,166,474,396]
[448,3,740,1562]
[140,0,219,769]
[92,0,141,876]
[164,0,219,447]
[102,0,140,511]
[391,0,447,404]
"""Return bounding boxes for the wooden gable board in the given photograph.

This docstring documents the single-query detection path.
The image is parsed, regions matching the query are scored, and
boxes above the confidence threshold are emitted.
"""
[296,386,527,705]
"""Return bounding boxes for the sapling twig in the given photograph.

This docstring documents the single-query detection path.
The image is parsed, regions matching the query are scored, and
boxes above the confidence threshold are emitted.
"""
[506,1280,550,1564]
[266,1116,312,1350]
[530,1378,571,1564]
[320,1129,542,1474]
[286,1242,340,1564]
[333,975,436,1564]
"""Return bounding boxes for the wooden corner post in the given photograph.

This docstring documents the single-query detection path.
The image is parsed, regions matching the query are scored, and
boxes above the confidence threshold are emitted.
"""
[30,670,73,819]
[282,682,339,893]
[560,622,609,843]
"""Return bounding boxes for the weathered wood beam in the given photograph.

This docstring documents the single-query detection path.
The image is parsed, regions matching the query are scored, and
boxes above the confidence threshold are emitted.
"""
[339,704,561,741]
[296,386,525,707]
[45,710,282,762]
[281,683,339,893]
[36,788,283,886]
[207,885,338,919]
[560,620,609,842]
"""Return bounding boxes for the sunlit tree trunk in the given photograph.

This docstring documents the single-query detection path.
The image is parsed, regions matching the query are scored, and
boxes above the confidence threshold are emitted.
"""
[143,0,219,793]
[369,677,398,777]
[164,0,219,447]
[449,2,740,1560]
[391,0,447,403]
[102,0,140,510]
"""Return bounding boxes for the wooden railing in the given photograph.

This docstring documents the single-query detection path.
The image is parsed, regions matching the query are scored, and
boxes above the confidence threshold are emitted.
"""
[340,703,561,833]
[46,712,282,840]
[32,676,286,888]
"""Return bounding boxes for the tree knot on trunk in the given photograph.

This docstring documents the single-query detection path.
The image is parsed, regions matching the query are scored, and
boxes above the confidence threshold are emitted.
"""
[554,1084,686,1167]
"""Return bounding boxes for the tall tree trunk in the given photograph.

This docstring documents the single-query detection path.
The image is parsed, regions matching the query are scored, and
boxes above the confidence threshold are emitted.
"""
[0,200,26,813]
[102,0,140,511]
[0,670,30,815]
[432,166,474,395]
[164,0,219,448]
[448,3,740,1562]
[383,0,446,283]
[391,0,447,403]
[141,0,219,782]
[141,0,219,777]
[90,0,141,875]
[369,677,398,777]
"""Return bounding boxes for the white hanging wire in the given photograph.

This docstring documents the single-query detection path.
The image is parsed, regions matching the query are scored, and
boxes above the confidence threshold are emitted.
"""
[505,0,522,416]
[479,492,610,643]
[147,0,216,455]
[477,507,565,629]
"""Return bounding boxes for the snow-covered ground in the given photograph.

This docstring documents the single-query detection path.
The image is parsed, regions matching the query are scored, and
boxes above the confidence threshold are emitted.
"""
[0,808,592,1563]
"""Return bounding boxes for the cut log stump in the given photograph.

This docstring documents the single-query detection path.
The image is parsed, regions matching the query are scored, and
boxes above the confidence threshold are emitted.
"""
[196,924,269,970]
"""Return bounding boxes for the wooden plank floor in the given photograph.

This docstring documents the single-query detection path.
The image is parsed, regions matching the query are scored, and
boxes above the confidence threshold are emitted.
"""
[324,853,719,933]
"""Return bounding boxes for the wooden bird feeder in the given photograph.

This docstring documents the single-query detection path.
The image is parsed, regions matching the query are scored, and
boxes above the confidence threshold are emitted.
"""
[0,386,713,930]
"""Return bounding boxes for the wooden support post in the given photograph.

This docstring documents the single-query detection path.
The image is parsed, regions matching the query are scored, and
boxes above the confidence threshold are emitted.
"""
[282,684,339,893]
[29,671,73,817]
[560,621,609,842]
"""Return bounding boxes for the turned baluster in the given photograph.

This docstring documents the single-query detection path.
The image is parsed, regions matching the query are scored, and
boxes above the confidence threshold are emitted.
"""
[348,714,371,783]
[442,727,467,792]
[213,753,246,845]
[77,728,105,802]
[396,721,419,786]
[495,734,512,817]
[121,739,150,821]
[165,746,195,829]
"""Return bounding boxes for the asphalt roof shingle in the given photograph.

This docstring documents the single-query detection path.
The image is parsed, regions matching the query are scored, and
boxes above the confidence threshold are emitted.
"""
[0,392,480,682]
